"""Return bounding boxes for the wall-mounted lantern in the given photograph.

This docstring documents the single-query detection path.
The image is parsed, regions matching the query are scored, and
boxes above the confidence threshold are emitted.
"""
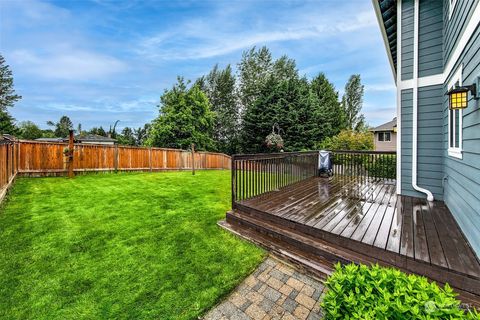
[446,79,479,110]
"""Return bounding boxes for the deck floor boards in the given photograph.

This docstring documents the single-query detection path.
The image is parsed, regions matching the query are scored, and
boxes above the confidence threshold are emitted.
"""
[239,176,480,279]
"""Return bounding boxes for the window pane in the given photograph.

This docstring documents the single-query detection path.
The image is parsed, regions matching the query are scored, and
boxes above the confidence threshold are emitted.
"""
[379,132,384,141]
[385,132,391,141]
[455,109,460,147]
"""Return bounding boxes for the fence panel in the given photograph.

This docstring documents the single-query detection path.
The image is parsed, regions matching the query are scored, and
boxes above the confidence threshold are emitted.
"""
[15,141,230,175]
[74,144,115,170]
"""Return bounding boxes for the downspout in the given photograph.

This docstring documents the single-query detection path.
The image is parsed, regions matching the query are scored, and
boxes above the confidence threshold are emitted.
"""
[412,0,434,201]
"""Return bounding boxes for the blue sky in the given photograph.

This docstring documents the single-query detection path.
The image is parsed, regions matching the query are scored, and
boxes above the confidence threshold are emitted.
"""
[0,0,396,131]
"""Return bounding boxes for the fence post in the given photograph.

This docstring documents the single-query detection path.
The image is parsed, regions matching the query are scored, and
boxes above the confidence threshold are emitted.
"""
[191,143,195,175]
[68,130,74,178]
[149,147,152,172]
[114,145,118,171]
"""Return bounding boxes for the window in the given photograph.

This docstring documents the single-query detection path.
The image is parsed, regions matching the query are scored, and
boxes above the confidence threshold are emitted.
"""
[378,132,391,142]
[384,132,391,142]
[448,66,463,159]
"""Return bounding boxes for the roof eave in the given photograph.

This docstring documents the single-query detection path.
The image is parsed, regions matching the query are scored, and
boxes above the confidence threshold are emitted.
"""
[372,0,397,84]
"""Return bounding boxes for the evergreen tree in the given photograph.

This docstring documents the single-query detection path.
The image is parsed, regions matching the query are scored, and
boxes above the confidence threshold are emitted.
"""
[47,116,74,137]
[240,53,320,152]
[242,74,317,152]
[0,110,17,135]
[310,73,345,139]
[89,126,107,137]
[196,64,239,154]
[146,77,215,150]
[341,74,365,131]
[0,55,21,134]
[117,127,136,146]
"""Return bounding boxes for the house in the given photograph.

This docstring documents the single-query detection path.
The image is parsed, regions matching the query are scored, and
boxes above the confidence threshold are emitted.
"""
[70,133,117,145]
[1,134,18,142]
[35,137,64,143]
[370,117,397,151]
[374,0,480,258]
[35,134,116,145]
[221,0,480,300]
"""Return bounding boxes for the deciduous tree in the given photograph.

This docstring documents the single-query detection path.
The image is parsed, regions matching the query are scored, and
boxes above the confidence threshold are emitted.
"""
[196,64,239,154]
[147,78,215,150]
[341,74,365,131]
[18,121,43,140]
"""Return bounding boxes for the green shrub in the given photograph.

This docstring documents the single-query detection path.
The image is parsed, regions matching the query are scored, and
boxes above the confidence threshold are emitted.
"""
[318,130,374,151]
[321,263,479,320]
[367,154,396,179]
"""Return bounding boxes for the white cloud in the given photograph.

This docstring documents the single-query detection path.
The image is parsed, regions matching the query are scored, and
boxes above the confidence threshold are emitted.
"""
[10,49,127,81]
[136,7,377,61]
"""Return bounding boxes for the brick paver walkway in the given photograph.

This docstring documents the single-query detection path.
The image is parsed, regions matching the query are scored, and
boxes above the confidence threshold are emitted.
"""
[203,257,325,320]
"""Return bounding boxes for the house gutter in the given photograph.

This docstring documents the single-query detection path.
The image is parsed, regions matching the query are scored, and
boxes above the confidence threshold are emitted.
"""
[412,0,434,202]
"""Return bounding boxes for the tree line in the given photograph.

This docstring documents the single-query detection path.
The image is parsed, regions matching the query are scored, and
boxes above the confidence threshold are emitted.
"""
[0,47,370,153]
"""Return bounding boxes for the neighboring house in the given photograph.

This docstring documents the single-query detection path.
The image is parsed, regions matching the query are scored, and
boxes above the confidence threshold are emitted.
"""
[35,134,117,145]
[370,117,397,151]
[374,0,480,256]
[70,134,117,145]
[35,137,64,142]
[1,134,18,142]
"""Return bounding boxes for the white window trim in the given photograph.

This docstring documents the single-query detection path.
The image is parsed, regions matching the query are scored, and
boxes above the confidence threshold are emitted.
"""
[447,65,463,159]
[449,0,458,20]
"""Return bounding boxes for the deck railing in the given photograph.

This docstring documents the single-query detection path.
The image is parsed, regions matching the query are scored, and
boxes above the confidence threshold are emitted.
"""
[231,150,396,208]
[331,150,396,180]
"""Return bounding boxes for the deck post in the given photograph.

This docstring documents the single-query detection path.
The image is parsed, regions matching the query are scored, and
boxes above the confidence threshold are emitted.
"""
[231,155,236,209]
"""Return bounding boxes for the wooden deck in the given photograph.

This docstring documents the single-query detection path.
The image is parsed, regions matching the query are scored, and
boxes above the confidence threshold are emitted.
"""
[229,175,480,297]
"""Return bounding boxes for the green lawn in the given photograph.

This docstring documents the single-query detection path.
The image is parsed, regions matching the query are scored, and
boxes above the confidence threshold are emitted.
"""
[0,171,265,319]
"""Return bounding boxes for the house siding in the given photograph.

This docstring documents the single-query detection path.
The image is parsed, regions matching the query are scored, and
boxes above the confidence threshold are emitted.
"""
[442,11,480,256]
[401,0,414,80]
[418,0,443,77]
[443,0,477,65]
[400,86,444,200]
[374,132,397,151]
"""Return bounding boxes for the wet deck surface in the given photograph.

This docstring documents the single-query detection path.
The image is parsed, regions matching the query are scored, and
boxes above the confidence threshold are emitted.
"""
[240,176,480,279]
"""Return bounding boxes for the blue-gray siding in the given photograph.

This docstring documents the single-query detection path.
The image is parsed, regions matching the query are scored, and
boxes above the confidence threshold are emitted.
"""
[400,86,444,200]
[418,0,443,77]
[442,16,480,256]
[443,0,477,65]
[401,0,414,80]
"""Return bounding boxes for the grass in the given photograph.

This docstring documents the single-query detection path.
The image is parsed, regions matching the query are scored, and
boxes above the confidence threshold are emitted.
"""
[0,171,265,319]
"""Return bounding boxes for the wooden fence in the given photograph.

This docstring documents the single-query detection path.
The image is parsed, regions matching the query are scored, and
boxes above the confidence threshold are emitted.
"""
[18,141,231,174]
[0,141,19,202]
[0,140,231,199]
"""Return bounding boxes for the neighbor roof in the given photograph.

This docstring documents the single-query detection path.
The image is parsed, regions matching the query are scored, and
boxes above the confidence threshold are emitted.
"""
[73,134,117,142]
[372,0,397,79]
[371,117,397,132]
[35,137,64,142]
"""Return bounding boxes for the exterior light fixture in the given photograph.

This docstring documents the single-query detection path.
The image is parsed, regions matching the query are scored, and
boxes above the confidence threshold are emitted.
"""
[446,78,480,110]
